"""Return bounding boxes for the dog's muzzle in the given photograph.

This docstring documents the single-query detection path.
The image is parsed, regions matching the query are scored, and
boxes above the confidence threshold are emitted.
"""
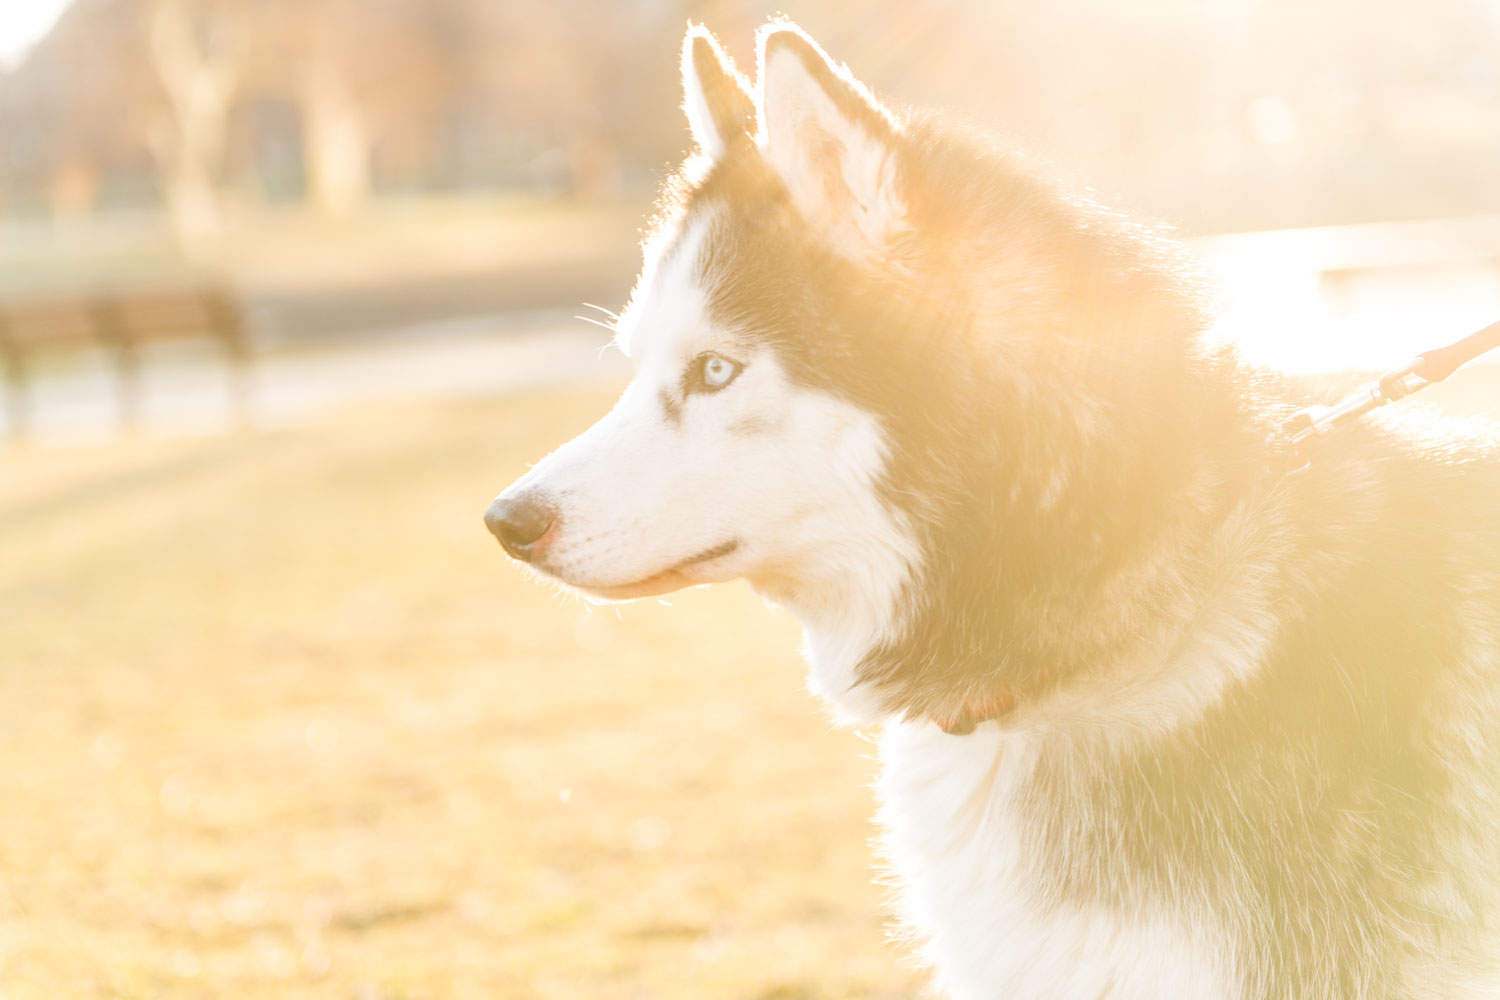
[484,493,558,563]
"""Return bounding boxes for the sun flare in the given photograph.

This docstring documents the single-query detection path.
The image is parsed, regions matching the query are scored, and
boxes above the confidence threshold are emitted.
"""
[0,0,71,69]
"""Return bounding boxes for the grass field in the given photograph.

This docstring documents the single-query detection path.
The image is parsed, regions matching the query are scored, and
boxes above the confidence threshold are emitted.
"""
[0,382,927,1000]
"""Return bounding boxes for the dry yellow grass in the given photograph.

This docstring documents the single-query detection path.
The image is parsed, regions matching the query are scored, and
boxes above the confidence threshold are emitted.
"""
[0,382,927,1000]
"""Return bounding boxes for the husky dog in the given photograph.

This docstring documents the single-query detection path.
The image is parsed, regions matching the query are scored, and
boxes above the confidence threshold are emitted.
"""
[484,21,1500,999]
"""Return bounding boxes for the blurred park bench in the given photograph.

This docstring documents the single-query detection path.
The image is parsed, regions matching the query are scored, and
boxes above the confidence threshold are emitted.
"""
[0,286,250,444]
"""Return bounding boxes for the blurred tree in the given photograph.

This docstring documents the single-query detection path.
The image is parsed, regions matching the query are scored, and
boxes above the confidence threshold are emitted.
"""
[254,0,458,215]
[3,0,1497,232]
[459,0,681,199]
[298,16,372,217]
[143,0,255,244]
[0,0,158,222]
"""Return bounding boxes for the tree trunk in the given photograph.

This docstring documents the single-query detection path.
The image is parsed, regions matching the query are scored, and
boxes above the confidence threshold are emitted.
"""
[302,67,371,218]
[160,138,222,244]
[145,0,247,249]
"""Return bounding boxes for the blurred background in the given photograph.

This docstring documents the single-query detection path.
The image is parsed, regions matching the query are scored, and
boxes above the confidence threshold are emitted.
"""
[1,1,1498,997]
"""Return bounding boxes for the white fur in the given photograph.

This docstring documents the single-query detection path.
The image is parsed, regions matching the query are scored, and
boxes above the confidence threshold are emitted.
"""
[682,35,729,160]
[506,213,917,726]
[799,525,1278,999]
[762,412,915,726]
[785,492,1291,998]
[757,35,907,260]
[878,720,1241,1000]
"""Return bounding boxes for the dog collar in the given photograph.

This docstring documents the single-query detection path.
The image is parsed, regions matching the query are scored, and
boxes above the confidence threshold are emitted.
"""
[936,692,1023,735]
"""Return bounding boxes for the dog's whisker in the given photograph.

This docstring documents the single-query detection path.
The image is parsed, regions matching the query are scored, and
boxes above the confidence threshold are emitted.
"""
[575,314,618,334]
[581,302,620,321]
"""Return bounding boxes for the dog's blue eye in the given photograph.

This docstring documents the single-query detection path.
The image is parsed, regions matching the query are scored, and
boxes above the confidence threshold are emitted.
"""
[691,353,742,393]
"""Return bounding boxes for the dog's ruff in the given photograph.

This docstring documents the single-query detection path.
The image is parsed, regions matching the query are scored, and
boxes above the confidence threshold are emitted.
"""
[487,21,1500,999]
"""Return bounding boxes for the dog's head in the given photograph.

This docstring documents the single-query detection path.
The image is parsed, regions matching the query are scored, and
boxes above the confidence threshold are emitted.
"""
[486,24,923,612]
[485,22,1207,723]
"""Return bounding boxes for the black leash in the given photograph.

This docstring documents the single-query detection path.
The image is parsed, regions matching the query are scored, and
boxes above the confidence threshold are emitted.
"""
[1280,319,1500,470]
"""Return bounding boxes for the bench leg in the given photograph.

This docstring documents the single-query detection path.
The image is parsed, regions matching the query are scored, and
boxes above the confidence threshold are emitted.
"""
[1,342,26,447]
[212,295,253,431]
[116,340,142,434]
[224,335,253,431]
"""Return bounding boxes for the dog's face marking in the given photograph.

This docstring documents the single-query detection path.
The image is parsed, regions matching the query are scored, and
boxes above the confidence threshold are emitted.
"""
[490,26,922,707]
[496,205,914,650]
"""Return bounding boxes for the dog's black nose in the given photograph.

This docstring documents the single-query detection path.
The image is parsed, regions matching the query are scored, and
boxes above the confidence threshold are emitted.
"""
[485,495,558,562]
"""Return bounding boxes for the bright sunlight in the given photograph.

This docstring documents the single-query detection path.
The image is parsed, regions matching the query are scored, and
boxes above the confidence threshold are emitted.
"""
[0,0,71,68]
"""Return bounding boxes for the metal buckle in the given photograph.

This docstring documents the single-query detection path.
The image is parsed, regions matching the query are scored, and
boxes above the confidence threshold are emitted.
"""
[1276,358,1434,472]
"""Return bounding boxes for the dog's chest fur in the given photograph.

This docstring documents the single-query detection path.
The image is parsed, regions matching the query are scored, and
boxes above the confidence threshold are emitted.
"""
[877,722,1239,1000]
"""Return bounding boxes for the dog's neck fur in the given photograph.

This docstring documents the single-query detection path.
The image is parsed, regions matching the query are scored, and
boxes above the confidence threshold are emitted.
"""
[692,102,1298,734]
[748,495,921,726]
[801,218,1284,731]
[768,341,1286,733]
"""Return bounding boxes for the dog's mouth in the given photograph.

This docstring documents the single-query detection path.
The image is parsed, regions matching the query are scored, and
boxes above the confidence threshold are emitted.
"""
[565,539,742,601]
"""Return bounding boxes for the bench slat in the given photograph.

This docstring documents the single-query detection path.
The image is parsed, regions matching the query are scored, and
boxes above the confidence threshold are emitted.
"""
[1,286,251,443]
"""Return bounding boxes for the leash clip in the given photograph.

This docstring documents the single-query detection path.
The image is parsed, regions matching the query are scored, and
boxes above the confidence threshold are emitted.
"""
[1278,358,1432,472]
[1272,319,1499,472]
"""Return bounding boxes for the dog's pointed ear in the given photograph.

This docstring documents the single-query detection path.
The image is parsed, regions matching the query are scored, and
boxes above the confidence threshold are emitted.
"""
[682,25,754,160]
[756,24,905,262]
